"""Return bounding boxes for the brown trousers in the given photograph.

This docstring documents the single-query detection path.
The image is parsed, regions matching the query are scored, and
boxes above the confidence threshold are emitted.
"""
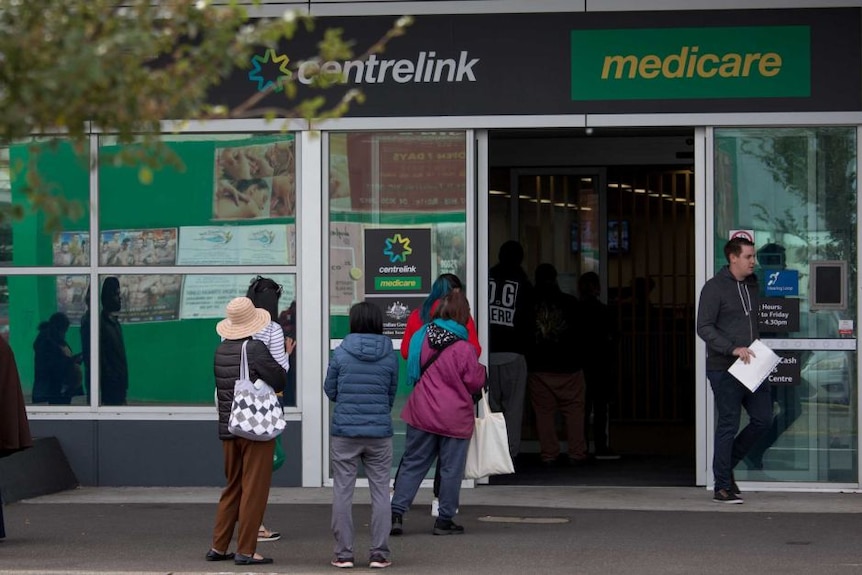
[529,371,587,461]
[211,437,275,556]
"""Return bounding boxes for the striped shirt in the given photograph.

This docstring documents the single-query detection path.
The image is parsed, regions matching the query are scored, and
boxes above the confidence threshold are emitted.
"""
[252,321,290,371]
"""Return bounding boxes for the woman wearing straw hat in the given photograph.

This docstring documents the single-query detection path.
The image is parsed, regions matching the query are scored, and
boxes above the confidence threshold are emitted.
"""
[207,297,288,566]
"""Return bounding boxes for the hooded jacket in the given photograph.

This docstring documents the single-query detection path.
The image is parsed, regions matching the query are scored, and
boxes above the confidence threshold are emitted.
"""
[401,323,486,439]
[697,266,761,371]
[32,321,80,404]
[324,333,399,438]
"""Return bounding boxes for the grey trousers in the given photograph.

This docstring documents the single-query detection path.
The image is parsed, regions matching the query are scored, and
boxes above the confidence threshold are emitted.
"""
[488,352,528,459]
[330,436,393,561]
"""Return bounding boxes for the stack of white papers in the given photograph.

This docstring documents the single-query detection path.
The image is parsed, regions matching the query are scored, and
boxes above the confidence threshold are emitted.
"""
[728,339,781,392]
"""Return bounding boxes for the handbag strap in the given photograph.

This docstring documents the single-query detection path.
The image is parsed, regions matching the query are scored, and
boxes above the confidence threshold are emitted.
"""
[239,340,250,381]
[418,337,458,377]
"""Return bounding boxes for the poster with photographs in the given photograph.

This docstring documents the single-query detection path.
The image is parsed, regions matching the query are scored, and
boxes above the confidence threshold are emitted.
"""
[213,140,296,220]
[99,228,178,266]
[56,275,90,324]
[115,274,184,323]
[53,231,89,266]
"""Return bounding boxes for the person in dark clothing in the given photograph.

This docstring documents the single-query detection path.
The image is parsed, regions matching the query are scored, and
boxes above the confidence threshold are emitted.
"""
[32,312,82,405]
[697,237,772,504]
[578,272,619,460]
[209,297,287,566]
[80,277,128,406]
[527,263,588,466]
[0,336,33,540]
[487,240,533,460]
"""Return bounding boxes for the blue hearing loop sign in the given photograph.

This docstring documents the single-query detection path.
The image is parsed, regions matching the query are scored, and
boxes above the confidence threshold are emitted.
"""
[764,270,799,296]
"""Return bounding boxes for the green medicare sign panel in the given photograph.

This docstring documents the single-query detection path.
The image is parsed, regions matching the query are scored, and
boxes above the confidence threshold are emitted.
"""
[571,26,811,101]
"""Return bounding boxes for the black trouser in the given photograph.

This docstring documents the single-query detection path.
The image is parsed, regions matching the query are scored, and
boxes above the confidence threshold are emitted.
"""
[583,364,610,452]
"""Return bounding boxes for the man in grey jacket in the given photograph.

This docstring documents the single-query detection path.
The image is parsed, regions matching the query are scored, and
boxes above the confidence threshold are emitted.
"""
[696,237,773,504]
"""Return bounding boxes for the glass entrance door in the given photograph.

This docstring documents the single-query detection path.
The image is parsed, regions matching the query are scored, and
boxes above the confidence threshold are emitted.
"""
[711,127,858,485]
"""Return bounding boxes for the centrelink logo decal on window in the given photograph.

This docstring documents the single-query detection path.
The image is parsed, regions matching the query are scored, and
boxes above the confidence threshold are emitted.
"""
[248,48,292,92]
[383,233,412,265]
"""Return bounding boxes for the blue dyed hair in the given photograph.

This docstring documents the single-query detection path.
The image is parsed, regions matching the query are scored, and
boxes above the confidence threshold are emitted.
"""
[420,273,463,323]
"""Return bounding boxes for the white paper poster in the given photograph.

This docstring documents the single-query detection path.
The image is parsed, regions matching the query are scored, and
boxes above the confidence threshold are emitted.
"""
[177,225,289,266]
[180,274,296,320]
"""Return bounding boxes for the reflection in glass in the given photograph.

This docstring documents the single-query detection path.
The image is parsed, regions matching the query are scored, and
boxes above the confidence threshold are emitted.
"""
[327,131,468,479]
[714,127,857,483]
[99,134,297,266]
[4,273,297,407]
[3,140,90,267]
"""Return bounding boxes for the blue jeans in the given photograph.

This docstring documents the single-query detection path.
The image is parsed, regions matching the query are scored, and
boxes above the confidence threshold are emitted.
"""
[708,370,773,491]
[391,425,470,522]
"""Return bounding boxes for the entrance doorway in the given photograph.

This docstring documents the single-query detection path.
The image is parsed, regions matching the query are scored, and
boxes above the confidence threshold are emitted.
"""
[486,128,697,486]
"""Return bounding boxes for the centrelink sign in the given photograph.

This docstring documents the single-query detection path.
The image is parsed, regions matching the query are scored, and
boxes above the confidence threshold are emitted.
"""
[216,8,860,117]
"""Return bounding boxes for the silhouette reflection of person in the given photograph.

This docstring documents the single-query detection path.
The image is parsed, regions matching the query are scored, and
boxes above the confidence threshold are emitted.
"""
[81,277,128,406]
[32,312,82,405]
[578,272,619,459]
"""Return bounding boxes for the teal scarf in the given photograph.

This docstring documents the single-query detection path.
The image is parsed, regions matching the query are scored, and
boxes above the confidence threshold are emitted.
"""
[406,318,468,385]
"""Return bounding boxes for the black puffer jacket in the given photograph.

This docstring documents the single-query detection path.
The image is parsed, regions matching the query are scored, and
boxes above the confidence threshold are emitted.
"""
[214,337,287,440]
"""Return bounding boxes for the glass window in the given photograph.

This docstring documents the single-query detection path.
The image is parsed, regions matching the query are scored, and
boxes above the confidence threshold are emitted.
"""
[98,134,297,266]
[4,274,90,406]
[713,127,857,483]
[327,130,468,479]
[3,273,297,407]
[3,140,91,267]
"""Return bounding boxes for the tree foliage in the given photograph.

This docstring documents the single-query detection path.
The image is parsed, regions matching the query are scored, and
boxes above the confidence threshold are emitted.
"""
[0,0,412,227]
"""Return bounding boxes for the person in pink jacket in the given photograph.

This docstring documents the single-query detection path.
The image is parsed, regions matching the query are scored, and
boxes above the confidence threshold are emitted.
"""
[390,291,486,536]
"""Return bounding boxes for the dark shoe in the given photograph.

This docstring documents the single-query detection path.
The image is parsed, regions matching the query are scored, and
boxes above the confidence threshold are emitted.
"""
[331,557,355,568]
[731,473,743,497]
[540,458,558,468]
[234,553,274,565]
[205,549,235,561]
[433,518,465,535]
[390,513,403,536]
[713,488,743,504]
[369,554,392,569]
[566,456,591,467]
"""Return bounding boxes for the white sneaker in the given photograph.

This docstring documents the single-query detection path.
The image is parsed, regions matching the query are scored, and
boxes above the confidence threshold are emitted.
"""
[431,497,439,517]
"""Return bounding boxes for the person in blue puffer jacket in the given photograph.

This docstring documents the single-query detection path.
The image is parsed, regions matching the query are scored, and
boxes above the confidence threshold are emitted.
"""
[324,302,399,570]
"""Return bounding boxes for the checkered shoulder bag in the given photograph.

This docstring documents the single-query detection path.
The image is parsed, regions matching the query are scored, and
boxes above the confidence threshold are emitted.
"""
[228,340,286,441]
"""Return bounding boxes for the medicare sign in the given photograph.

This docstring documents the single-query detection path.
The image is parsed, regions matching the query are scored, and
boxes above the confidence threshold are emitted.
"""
[571,26,811,100]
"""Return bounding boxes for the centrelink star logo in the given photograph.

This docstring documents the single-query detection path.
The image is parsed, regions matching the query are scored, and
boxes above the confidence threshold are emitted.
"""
[248,49,292,93]
[383,233,412,263]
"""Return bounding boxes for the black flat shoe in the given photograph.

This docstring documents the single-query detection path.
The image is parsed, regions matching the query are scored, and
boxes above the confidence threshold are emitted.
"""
[234,553,274,565]
[205,549,235,561]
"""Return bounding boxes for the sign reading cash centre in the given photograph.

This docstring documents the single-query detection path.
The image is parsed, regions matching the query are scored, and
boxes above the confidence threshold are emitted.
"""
[571,26,811,100]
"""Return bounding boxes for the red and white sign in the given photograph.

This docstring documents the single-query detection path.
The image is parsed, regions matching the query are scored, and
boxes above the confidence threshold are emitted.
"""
[729,229,755,243]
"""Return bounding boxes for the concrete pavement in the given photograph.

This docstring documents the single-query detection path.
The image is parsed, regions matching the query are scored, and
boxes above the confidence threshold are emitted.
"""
[3,486,862,574]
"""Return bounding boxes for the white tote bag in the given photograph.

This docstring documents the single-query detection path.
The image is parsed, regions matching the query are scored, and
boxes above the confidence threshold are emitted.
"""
[464,388,515,479]
[227,341,286,441]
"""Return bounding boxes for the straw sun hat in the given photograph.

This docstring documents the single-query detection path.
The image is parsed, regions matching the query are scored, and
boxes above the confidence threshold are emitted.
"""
[216,297,271,339]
